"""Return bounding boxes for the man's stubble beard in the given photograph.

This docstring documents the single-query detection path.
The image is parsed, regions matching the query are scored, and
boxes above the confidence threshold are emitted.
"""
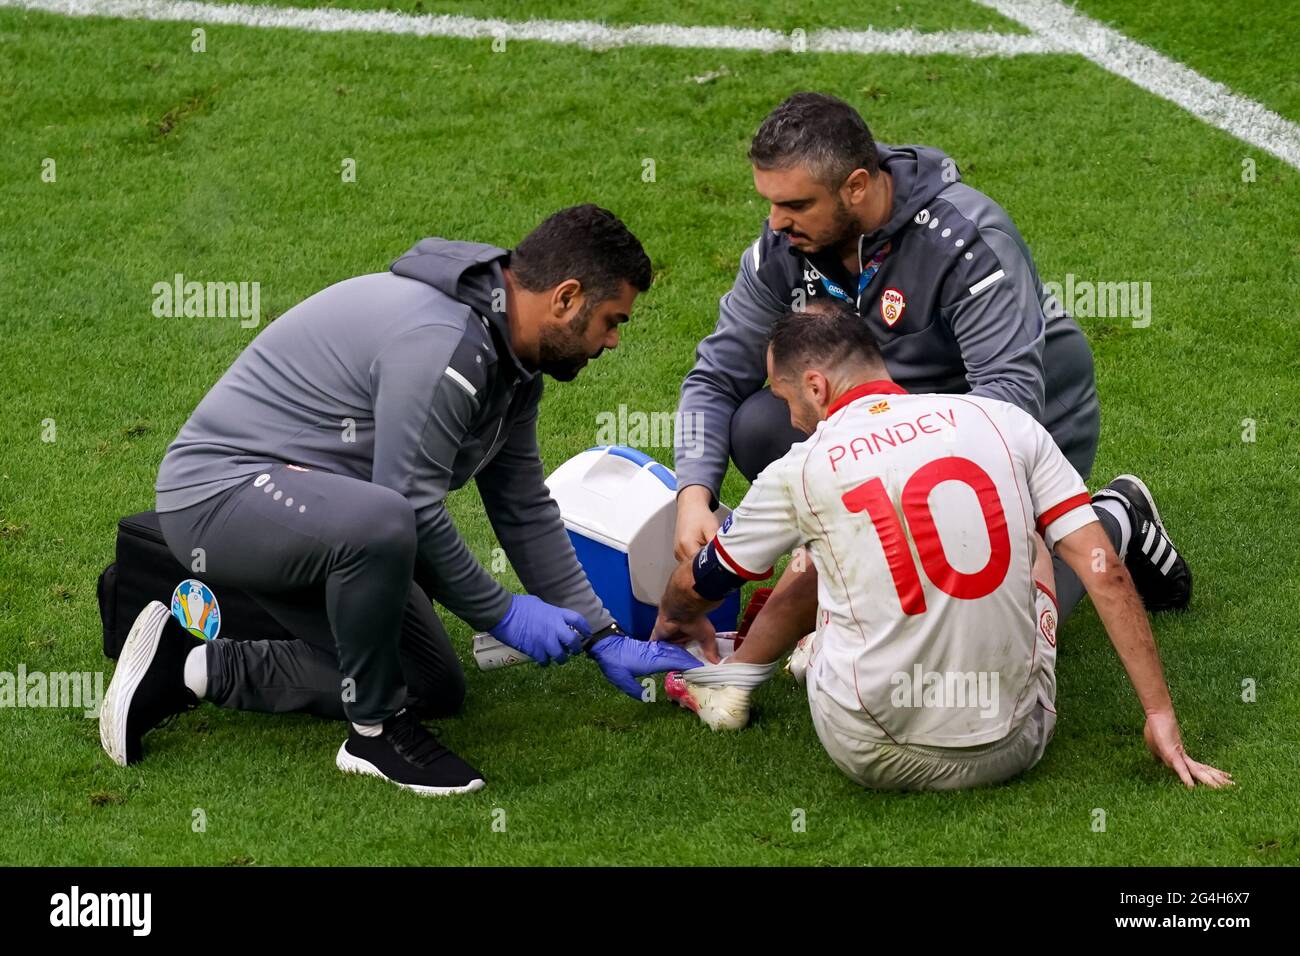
[791,396,818,436]
[537,298,599,382]
[800,196,860,256]
[825,196,860,254]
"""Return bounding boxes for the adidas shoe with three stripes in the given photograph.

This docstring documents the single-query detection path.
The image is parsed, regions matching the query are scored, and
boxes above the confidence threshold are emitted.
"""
[1092,474,1192,612]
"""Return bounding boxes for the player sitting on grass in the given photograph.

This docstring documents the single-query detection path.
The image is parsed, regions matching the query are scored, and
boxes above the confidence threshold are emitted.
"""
[654,305,1230,792]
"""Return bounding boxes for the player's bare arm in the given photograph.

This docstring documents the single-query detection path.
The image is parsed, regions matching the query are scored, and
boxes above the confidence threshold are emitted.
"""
[1054,522,1233,790]
[730,551,818,666]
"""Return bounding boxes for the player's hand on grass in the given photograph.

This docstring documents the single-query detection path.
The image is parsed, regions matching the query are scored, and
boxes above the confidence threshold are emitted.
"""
[674,487,719,561]
[1143,711,1234,789]
[589,634,703,700]
[651,610,720,663]
[489,594,590,665]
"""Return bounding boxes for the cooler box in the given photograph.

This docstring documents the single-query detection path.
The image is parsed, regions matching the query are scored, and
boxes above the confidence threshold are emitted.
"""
[544,445,740,639]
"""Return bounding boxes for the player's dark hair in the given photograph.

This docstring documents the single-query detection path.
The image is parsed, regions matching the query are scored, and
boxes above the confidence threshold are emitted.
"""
[768,305,884,378]
[748,92,880,187]
[511,204,652,301]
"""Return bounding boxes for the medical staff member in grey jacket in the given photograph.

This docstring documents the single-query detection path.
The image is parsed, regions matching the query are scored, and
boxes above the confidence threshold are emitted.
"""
[673,93,1190,622]
[100,205,700,796]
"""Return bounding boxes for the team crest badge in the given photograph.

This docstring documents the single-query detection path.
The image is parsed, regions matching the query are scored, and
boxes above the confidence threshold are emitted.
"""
[880,288,906,327]
[1039,607,1057,647]
[171,578,222,641]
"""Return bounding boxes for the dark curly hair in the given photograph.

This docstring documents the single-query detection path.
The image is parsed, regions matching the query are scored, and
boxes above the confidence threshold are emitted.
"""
[511,204,652,302]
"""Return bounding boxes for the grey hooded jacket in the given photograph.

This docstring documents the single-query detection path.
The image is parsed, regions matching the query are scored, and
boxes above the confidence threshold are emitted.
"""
[675,143,1100,495]
[155,240,614,633]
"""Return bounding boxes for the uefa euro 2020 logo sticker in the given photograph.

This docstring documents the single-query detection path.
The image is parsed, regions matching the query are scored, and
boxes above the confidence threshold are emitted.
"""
[171,579,221,641]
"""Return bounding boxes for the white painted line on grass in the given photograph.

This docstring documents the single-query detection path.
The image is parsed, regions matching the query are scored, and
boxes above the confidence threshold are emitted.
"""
[972,0,1300,169]
[0,0,1062,56]
[3,0,1296,169]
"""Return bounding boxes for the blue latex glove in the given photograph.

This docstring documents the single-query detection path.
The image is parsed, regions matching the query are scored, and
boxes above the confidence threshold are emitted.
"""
[589,635,704,700]
[489,595,590,665]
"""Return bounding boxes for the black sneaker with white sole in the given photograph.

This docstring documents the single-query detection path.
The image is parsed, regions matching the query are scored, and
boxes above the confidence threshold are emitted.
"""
[100,601,202,766]
[1092,474,1192,612]
[336,708,485,796]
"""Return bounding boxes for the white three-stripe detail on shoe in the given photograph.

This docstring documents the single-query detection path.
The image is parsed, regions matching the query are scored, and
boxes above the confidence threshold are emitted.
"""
[1141,521,1158,556]
[1136,520,1180,576]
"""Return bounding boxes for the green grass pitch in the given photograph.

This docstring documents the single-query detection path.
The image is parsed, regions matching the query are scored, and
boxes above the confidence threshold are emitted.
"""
[0,0,1297,865]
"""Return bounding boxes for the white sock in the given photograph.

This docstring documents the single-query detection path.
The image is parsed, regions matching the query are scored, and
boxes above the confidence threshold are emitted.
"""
[183,645,208,699]
[1093,499,1133,555]
[682,660,778,689]
[352,721,383,737]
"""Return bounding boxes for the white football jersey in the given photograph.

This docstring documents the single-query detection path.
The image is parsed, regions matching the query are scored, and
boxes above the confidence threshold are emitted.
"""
[713,380,1096,747]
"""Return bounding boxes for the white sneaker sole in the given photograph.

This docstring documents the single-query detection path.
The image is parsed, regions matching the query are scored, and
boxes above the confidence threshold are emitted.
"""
[335,743,486,796]
[99,600,171,767]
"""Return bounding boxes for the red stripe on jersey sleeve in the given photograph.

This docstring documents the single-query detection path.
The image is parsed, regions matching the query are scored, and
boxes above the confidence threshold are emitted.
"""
[713,536,774,581]
[1036,493,1093,536]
